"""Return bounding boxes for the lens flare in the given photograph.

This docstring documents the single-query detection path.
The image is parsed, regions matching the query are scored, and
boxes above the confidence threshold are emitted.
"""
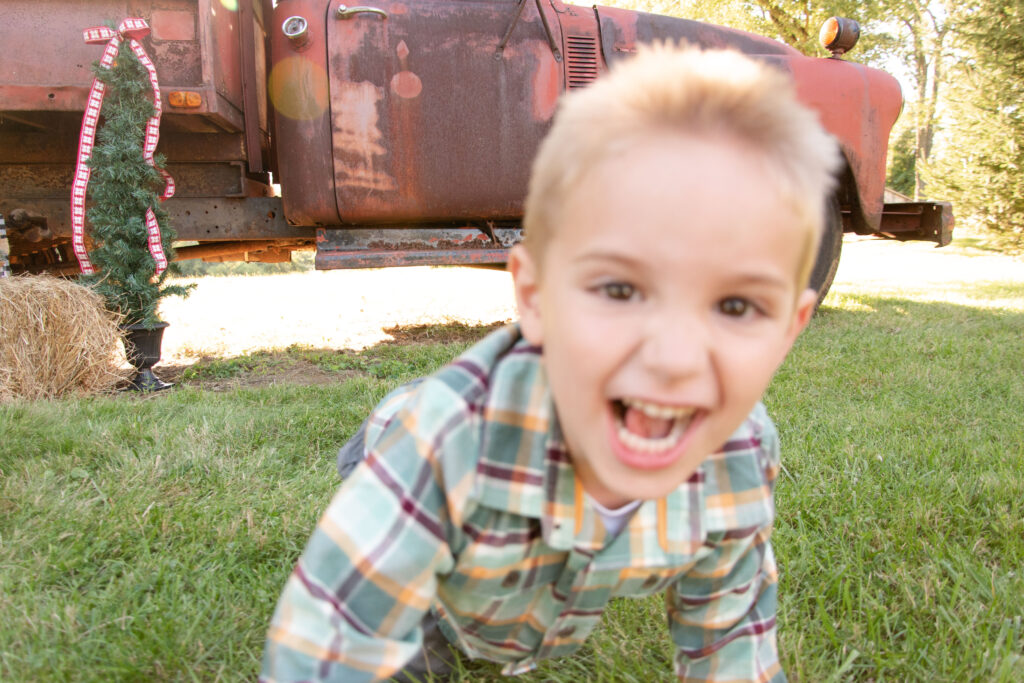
[269,56,330,121]
[219,0,239,11]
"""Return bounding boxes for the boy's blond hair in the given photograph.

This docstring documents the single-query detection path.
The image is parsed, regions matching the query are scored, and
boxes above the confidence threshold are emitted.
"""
[522,43,842,289]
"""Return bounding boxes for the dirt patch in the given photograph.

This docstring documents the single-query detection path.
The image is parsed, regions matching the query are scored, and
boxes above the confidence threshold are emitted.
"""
[152,359,349,392]
[381,320,508,345]
[141,320,509,393]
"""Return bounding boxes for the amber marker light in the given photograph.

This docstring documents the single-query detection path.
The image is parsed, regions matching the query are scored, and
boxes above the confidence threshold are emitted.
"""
[819,17,860,58]
[168,91,203,108]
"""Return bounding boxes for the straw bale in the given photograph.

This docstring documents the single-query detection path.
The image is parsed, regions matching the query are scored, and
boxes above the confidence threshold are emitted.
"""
[0,275,127,401]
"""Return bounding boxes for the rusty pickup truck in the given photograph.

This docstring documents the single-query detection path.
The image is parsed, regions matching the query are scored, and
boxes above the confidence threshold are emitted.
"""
[0,0,952,300]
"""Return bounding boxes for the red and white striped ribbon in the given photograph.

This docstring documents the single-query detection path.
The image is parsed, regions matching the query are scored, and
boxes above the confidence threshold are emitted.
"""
[71,18,174,276]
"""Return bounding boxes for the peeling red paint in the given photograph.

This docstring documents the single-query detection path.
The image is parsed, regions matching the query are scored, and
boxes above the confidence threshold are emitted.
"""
[530,42,560,121]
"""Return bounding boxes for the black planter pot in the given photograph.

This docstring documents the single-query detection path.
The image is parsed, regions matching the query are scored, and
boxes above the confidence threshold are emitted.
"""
[122,322,173,392]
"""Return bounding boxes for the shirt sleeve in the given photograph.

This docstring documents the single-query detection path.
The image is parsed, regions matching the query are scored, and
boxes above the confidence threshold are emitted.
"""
[261,381,476,682]
[666,411,786,683]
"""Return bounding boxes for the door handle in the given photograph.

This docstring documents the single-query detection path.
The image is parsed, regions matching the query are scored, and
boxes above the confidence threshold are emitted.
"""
[336,5,388,19]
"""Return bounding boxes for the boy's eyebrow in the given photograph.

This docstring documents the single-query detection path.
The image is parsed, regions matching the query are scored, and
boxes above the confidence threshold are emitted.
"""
[574,251,794,290]
[572,251,644,269]
[725,273,793,291]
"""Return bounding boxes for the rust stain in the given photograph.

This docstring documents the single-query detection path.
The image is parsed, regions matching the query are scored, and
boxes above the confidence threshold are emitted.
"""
[332,81,396,191]
[151,9,196,42]
[366,236,490,250]
[391,40,423,99]
[391,72,423,99]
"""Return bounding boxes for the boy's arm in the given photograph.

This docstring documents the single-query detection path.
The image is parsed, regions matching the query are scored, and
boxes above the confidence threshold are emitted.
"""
[666,523,784,682]
[262,384,471,683]
[666,407,786,683]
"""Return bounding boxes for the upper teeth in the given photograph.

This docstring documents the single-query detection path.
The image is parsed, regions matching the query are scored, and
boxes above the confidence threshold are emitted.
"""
[622,398,696,420]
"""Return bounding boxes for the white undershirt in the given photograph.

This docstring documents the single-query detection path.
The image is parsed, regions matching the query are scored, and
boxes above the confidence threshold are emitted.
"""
[587,496,642,537]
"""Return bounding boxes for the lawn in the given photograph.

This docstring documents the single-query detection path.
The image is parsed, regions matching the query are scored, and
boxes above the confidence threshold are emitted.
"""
[1,238,1022,681]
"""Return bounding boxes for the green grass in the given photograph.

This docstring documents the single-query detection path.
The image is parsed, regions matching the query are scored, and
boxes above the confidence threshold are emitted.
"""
[2,285,1023,680]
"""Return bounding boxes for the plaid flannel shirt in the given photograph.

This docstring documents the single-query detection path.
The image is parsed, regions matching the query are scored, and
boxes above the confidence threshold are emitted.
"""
[263,325,785,682]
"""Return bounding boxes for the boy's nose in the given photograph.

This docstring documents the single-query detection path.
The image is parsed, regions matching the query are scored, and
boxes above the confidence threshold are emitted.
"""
[639,313,713,385]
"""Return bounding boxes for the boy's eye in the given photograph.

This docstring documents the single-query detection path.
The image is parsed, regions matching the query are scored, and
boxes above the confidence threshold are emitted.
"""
[719,297,755,317]
[599,282,638,301]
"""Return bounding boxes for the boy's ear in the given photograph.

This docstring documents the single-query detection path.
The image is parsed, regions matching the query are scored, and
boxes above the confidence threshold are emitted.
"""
[787,288,818,342]
[508,244,544,346]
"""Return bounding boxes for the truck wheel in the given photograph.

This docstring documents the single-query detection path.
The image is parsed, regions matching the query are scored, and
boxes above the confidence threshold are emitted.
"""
[808,197,842,309]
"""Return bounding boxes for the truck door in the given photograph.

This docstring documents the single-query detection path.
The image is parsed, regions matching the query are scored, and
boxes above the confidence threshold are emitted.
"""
[325,0,563,224]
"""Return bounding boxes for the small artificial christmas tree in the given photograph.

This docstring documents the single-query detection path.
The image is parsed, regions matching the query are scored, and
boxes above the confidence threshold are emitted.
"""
[80,29,191,328]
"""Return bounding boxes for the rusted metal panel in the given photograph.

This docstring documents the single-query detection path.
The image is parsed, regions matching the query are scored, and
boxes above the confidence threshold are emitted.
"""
[0,196,307,242]
[147,0,205,88]
[208,0,244,111]
[316,248,510,269]
[781,56,902,234]
[0,0,206,109]
[152,7,198,41]
[559,4,604,88]
[318,225,521,249]
[2,0,130,99]
[268,0,341,225]
[0,165,77,198]
[0,161,250,199]
[169,197,308,240]
[594,5,797,64]
[323,0,562,224]
[0,0,255,135]
[173,238,306,261]
[315,225,520,268]
[0,132,247,163]
[239,0,264,174]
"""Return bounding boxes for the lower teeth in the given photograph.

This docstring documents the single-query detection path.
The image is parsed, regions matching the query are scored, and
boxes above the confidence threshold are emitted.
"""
[616,419,687,453]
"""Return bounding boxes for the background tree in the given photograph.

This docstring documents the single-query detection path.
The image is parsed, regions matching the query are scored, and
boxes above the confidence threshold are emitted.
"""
[930,0,1024,251]
[887,125,918,197]
[885,0,955,199]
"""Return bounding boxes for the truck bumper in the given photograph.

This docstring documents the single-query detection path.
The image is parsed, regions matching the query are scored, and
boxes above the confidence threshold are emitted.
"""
[314,226,521,270]
[876,201,954,246]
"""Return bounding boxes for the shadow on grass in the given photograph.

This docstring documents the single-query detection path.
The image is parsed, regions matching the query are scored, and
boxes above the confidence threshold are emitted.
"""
[155,319,510,392]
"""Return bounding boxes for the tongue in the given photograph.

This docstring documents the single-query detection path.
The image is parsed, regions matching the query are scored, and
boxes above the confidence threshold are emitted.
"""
[624,406,675,439]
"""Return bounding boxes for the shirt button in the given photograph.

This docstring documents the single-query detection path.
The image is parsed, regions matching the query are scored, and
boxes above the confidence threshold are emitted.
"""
[557,625,576,638]
[501,570,521,587]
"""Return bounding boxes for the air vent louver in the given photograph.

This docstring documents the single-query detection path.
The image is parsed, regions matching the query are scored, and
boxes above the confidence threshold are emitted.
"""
[566,35,599,89]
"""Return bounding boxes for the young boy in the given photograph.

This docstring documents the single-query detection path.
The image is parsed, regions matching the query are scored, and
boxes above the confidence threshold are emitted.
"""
[262,43,840,682]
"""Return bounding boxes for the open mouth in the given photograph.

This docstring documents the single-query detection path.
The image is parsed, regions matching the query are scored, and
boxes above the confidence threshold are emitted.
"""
[611,398,697,454]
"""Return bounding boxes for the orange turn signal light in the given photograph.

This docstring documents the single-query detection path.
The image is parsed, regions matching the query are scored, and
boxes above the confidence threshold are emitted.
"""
[819,17,860,58]
[168,91,202,108]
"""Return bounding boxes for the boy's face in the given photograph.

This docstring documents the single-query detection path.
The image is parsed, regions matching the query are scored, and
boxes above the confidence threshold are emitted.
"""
[510,133,817,508]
